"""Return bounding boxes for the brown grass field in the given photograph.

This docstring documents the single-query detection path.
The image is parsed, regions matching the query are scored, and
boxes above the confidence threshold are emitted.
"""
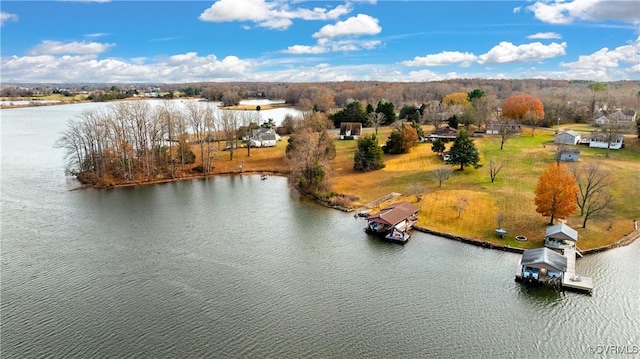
[206,125,639,250]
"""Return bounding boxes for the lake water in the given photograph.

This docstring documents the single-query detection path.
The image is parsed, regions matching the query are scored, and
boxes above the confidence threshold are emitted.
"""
[1,103,639,358]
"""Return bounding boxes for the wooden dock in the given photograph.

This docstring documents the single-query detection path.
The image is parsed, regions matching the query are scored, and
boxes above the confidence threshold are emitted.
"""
[561,248,593,294]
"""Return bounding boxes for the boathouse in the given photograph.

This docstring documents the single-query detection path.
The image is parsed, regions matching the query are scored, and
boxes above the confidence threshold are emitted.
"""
[544,223,578,250]
[365,201,419,244]
[517,248,567,282]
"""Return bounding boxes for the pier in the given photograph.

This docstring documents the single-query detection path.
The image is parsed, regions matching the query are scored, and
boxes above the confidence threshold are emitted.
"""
[515,247,593,294]
[561,248,593,294]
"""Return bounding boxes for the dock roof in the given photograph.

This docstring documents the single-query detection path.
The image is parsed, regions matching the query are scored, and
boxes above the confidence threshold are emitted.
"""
[366,201,419,226]
[545,223,578,242]
[521,248,567,272]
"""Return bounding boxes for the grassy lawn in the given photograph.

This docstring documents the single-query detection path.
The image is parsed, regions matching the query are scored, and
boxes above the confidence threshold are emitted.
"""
[328,126,640,250]
[178,124,640,251]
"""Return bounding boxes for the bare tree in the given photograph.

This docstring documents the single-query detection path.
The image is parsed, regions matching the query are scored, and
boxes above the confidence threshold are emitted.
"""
[432,166,453,187]
[454,196,469,218]
[488,158,505,183]
[406,183,426,202]
[220,111,240,160]
[570,162,613,217]
[185,101,209,171]
[497,118,520,150]
[367,112,385,135]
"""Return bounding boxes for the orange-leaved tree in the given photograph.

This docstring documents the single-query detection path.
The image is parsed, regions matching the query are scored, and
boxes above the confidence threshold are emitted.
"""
[442,92,471,109]
[502,94,545,136]
[534,163,578,225]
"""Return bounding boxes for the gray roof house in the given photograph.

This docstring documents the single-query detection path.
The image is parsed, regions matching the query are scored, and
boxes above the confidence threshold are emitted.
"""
[555,130,581,145]
[521,247,568,273]
[544,223,578,249]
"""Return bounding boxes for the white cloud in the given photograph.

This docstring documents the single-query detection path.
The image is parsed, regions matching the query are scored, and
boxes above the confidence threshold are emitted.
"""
[283,45,327,54]
[527,0,640,25]
[558,36,640,80]
[528,32,562,39]
[85,33,109,38]
[29,40,115,55]
[477,41,567,64]
[0,52,254,83]
[313,14,381,38]
[1,11,19,27]
[402,51,478,67]
[199,0,351,30]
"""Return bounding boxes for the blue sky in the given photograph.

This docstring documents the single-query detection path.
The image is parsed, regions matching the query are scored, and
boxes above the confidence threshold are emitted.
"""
[1,0,638,83]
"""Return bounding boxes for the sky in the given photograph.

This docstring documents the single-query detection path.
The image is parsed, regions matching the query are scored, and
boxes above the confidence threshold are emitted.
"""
[1,0,639,83]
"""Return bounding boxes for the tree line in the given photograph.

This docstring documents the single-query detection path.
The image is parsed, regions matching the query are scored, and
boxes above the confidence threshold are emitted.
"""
[56,100,256,186]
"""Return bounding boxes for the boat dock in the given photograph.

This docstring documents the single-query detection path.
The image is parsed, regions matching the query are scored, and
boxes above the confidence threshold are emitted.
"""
[515,247,593,294]
[561,248,593,294]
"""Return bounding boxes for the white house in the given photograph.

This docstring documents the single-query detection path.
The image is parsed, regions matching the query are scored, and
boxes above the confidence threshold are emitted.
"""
[250,129,278,147]
[589,131,623,150]
[555,130,581,145]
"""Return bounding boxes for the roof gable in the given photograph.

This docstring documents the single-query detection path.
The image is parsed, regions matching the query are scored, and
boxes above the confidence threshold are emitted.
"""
[521,248,568,272]
[545,223,578,242]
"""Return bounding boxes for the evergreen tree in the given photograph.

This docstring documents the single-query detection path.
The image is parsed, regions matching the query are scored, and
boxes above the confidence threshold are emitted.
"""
[448,130,479,170]
[375,100,397,125]
[353,134,385,172]
[431,138,445,155]
[329,101,366,127]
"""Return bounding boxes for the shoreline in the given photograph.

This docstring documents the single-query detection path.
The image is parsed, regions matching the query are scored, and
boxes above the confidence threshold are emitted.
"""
[73,170,639,256]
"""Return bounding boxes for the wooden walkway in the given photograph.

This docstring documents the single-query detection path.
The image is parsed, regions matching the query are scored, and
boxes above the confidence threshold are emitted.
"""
[561,248,593,294]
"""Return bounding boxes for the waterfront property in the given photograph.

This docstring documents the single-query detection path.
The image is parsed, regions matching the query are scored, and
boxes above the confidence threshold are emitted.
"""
[365,201,419,244]
[515,223,593,294]
[544,223,578,251]
[516,247,566,283]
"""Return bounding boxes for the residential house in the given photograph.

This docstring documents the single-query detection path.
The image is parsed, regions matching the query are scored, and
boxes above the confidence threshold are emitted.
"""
[555,130,581,145]
[594,109,636,127]
[250,128,278,147]
[588,131,624,150]
[339,122,362,140]
[485,120,522,135]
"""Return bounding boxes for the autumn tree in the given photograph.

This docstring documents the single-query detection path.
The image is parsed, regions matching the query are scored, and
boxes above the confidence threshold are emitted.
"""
[534,163,578,225]
[502,94,545,136]
[353,133,385,172]
[382,123,418,154]
[286,124,336,196]
[442,92,471,109]
[448,130,479,171]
